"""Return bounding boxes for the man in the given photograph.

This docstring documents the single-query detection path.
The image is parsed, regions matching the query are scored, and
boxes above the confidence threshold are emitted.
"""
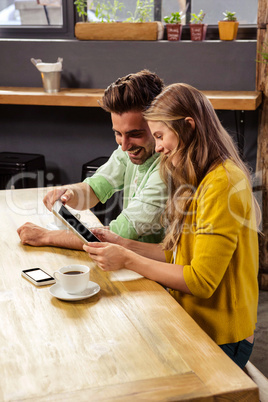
[18,70,167,250]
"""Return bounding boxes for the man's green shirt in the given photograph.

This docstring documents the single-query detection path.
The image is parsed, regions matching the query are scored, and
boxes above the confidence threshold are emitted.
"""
[84,146,167,243]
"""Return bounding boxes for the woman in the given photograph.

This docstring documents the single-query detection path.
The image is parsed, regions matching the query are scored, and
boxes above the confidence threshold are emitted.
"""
[84,83,261,369]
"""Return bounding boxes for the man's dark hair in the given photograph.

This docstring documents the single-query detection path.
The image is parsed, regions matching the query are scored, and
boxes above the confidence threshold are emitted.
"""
[100,69,164,114]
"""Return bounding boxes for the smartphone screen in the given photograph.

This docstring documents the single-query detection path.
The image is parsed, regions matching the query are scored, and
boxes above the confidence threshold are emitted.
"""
[22,268,55,284]
[58,204,100,242]
[27,269,52,281]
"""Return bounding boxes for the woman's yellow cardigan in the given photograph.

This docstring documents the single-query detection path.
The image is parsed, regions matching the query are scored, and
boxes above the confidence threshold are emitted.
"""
[165,160,259,345]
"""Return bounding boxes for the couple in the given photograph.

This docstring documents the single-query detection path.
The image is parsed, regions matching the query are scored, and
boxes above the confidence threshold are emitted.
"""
[18,70,260,370]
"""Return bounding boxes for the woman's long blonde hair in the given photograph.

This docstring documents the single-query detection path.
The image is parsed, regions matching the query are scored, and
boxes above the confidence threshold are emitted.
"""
[144,83,261,250]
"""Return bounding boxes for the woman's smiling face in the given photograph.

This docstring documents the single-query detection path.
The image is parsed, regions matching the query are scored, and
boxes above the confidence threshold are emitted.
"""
[148,121,179,164]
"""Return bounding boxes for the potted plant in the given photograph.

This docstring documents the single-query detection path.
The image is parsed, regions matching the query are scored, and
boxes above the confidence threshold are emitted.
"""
[218,11,239,41]
[74,0,164,41]
[189,9,207,41]
[164,12,183,41]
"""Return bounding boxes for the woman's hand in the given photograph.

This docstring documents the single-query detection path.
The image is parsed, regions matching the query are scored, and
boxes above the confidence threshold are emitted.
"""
[83,242,128,271]
[91,227,125,246]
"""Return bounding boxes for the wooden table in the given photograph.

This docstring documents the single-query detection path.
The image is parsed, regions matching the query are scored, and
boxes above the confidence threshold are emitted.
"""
[0,187,259,401]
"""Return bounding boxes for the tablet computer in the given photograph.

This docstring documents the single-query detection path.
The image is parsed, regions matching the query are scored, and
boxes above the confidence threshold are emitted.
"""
[52,200,100,244]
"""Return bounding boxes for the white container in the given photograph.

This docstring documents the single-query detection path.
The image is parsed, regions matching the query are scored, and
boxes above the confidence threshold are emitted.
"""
[41,71,61,93]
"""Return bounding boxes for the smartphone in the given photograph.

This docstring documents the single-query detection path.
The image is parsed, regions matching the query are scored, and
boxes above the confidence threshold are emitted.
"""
[22,268,56,286]
[52,200,100,244]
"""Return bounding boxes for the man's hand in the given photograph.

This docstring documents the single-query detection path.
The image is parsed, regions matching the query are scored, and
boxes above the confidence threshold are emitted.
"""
[17,223,50,247]
[43,186,74,211]
[17,222,85,250]
[43,183,99,212]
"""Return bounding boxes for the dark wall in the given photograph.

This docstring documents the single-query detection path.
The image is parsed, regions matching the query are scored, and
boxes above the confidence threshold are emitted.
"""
[0,39,257,89]
[0,39,258,185]
[0,104,115,186]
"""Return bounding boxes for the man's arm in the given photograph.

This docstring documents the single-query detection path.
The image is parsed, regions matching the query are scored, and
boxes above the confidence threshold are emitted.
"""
[17,222,84,250]
[43,182,99,211]
[17,182,100,250]
[17,150,122,250]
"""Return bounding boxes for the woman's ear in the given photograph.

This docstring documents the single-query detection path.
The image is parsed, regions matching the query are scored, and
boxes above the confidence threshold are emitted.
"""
[185,117,195,130]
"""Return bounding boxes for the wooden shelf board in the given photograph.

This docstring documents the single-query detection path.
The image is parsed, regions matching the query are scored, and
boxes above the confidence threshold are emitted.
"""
[0,87,104,107]
[202,90,262,110]
[0,87,262,110]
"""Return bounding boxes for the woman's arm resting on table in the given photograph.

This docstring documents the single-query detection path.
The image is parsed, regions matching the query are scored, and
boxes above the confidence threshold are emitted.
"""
[83,242,191,294]
[91,227,165,261]
[17,222,84,250]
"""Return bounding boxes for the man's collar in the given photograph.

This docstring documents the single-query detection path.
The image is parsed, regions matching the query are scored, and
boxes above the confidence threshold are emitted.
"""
[137,153,160,172]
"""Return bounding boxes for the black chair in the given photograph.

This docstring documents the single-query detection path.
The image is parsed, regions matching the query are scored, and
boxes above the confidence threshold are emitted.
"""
[0,152,46,189]
[82,157,122,225]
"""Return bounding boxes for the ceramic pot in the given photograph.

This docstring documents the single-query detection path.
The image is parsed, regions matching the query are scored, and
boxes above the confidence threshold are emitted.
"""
[218,21,239,41]
[190,24,207,41]
[166,24,182,41]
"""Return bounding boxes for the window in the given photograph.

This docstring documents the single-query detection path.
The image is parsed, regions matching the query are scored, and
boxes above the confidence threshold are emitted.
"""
[162,0,258,25]
[162,0,257,39]
[0,0,257,39]
[0,0,63,26]
[0,0,74,38]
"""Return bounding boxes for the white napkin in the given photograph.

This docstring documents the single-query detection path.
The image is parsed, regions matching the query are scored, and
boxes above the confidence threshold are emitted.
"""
[109,269,143,282]
[31,57,63,72]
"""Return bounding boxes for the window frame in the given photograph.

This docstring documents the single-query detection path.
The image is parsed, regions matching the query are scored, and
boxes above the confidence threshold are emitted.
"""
[0,0,75,39]
[0,0,257,40]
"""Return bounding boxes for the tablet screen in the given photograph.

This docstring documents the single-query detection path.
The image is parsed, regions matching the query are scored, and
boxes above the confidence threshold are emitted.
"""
[59,205,100,242]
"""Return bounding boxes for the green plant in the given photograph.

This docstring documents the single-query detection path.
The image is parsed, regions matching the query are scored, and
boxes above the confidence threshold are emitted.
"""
[74,1,124,23]
[74,0,88,22]
[223,11,237,21]
[95,0,125,22]
[164,12,182,24]
[126,0,154,23]
[190,9,205,24]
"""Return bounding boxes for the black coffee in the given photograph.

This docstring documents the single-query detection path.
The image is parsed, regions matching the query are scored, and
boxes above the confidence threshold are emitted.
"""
[65,271,84,275]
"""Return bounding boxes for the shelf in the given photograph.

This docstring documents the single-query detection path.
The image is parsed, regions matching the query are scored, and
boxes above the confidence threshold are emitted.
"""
[0,88,104,107]
[0,87,262,110]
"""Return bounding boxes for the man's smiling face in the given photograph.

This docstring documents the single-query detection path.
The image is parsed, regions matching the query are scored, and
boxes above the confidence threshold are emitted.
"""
[111,111,155,165]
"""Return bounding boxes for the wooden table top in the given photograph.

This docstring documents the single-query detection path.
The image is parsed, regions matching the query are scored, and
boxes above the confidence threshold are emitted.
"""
[0,87,262,110]
[0,187,259,401]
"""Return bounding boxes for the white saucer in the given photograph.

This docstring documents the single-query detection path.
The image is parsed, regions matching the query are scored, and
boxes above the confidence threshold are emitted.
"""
[49,281,100,301]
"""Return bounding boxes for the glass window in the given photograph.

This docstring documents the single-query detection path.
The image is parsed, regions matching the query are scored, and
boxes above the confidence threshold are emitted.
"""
[162,0,258,25]
[162,0,187,23]
[0,0,63,26]
[191,0,258,25]
[0,0,257,39]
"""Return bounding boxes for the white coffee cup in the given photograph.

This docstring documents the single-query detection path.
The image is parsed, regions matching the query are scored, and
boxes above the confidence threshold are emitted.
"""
[53,265,90,294]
